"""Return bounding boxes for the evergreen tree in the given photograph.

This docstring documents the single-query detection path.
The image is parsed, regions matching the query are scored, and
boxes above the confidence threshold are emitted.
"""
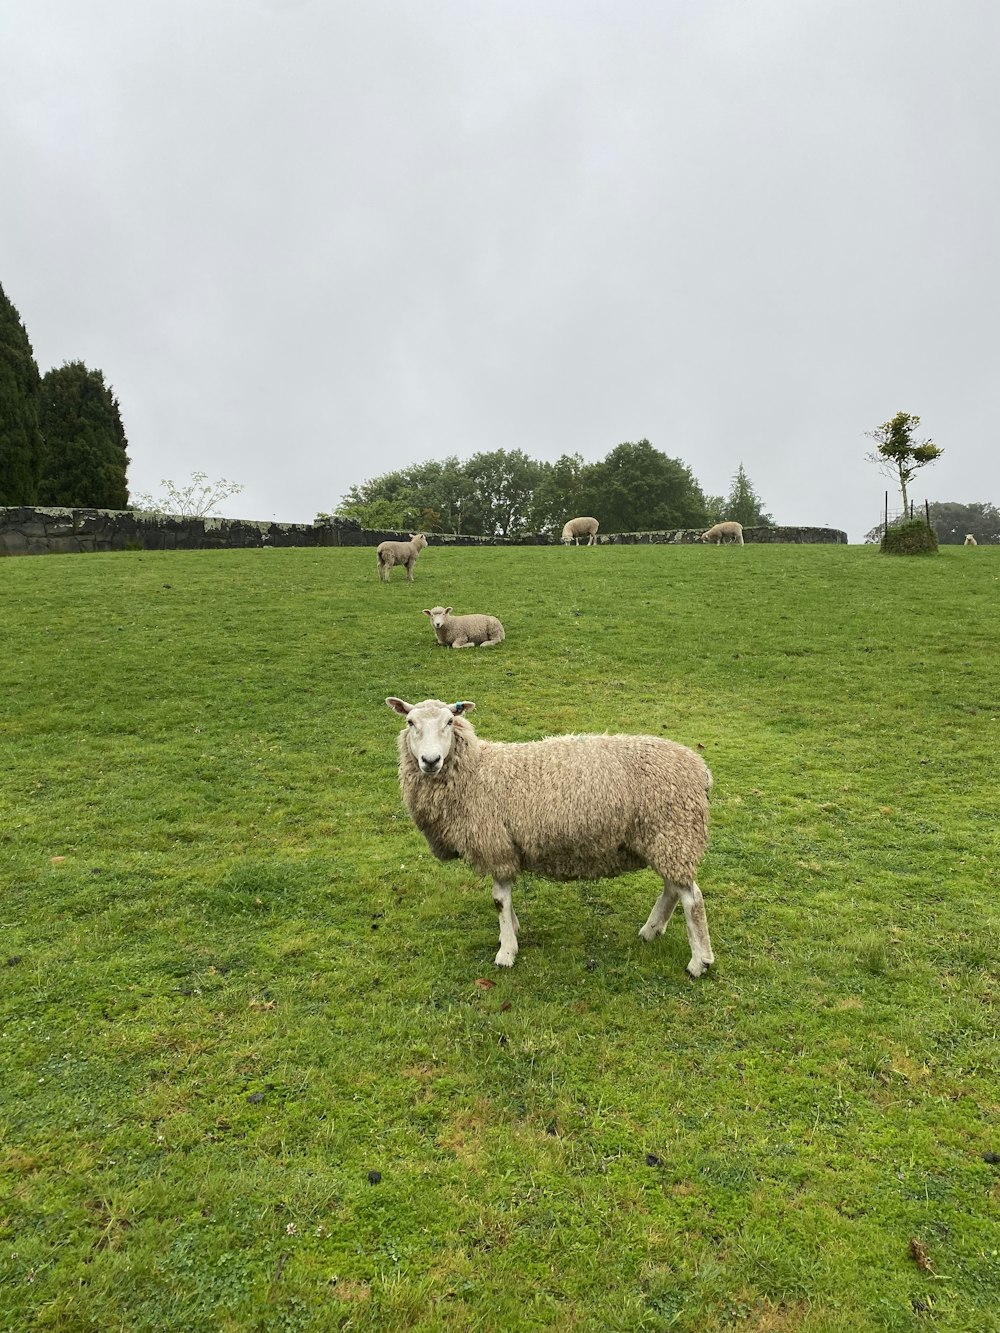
[38,361,129,508]
[0,281,44,505]
[722,462,773,527]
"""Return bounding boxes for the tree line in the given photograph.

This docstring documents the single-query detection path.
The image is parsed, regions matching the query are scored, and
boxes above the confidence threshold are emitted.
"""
[331,444,774,538]
[0,281,128,508]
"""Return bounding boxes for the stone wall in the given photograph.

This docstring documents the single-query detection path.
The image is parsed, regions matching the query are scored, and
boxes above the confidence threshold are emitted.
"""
[0,507,848,556]
[0,507,337,556]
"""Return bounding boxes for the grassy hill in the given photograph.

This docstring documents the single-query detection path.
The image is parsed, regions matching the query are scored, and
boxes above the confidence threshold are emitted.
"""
[2,543,997,1331]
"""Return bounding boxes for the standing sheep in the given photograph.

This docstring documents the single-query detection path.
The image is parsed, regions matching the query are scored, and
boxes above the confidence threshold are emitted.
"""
[423,606,505,648]
[964,534,978,546]
[385,697,715,977]
[376,533,428,583]
[699,521,744,545]
[561,516,599,545]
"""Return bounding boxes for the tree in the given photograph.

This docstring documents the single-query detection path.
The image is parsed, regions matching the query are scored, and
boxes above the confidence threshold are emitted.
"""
[866,411,943,517]
[721,462,773,527]
[525,453,589,534]
[38,361,129,508]
[0,280,44,505]
[461,449,546,538]
[132,472,244,518]
[581,440,710,532]
[927,500,1000,546]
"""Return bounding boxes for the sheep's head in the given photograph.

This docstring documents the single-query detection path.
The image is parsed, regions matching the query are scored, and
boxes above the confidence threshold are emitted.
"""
[422,606,452,630]
[386,697,476,776]
[410,533,428,549]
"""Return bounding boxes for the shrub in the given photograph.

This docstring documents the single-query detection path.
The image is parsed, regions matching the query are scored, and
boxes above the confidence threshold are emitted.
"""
[880,518,938,556]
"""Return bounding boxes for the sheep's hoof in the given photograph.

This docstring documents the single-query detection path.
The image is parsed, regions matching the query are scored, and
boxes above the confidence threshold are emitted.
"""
[638,924,662,943]
[685,958,711,979]
[495,948,517,968]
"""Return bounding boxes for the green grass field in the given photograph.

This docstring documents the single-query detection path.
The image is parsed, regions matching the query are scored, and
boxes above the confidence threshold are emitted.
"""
[1,542,998,1332]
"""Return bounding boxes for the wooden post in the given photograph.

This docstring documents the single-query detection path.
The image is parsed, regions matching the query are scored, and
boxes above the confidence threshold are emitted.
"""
[925,499,931,530]
[885,491,889,537]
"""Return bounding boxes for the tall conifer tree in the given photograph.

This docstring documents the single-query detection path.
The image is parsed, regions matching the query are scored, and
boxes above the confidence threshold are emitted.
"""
[0,281,44,504]
[38,361,129,508]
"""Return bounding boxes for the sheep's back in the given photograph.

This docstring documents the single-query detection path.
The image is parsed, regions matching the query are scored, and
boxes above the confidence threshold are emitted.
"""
[469,735,709,880]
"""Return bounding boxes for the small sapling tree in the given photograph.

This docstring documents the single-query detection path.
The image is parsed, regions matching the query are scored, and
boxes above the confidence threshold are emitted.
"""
[132,472,244,518]
[866,411,943,518]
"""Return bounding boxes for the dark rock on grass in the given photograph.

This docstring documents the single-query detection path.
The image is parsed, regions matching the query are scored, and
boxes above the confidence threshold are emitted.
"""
[247,1091,265,1105]
[645,1153,663,1167]
[367,1170,382,1185]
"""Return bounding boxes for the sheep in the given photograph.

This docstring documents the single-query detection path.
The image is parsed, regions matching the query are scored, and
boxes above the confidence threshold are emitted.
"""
[376,533,428,583]
[699,521,744,545]
[385,697,715,977]
[964,534,978,546]
[423,606,505,649]
[561,516,599,545]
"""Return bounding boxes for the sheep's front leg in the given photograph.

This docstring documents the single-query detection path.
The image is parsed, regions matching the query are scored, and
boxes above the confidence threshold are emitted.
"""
[451,636,475,649]
[493,879,519,967]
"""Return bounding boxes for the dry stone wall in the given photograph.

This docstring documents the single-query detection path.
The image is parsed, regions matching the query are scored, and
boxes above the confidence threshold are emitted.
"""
[0,508,848,557]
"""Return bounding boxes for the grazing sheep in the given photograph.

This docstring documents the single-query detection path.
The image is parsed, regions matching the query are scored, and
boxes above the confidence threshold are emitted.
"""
[385,697,715,976]
[964,534,978,546]
[423,606,505,649]
[699,521,744,545]
[561,516,599,545]
[377,533,428,583]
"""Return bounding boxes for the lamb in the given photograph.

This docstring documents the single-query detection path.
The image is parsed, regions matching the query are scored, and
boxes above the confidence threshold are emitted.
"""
[376,533,428,583]
[964,534,978,546]
[561,516,599,545]
[423,606,505,648]
[385,697,715,977]
[699,521,744,545]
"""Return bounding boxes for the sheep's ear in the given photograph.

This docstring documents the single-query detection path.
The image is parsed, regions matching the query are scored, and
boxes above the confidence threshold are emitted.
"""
[451,700,476,715]
[386,697,412,715]
[445,607,453,615]
[422,609,432,617]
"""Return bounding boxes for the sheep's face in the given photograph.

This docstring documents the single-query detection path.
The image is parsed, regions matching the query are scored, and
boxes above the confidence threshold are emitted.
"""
[386,697,476,776]
[422,606,452,630]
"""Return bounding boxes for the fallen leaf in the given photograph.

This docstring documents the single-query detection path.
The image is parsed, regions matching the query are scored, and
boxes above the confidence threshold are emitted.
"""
[49,856,66,864]
[500,1000,512,1012]
[908,1238,934,1273]
[474,978,496,989]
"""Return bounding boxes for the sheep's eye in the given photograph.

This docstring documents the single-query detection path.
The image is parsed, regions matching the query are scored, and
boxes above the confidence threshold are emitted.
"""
[446,718,454,726]
[407,718,415,727]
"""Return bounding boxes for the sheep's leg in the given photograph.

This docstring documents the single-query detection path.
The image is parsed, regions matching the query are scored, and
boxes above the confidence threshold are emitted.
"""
[479,636,501,648]
[639,882,680,942]
[405,560,415,582]
[677,881,714,978]
[493,879,519,967]
[451,636,475,648]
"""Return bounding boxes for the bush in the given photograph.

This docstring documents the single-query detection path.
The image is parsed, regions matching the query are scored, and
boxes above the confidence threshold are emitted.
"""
[880,518,938,556]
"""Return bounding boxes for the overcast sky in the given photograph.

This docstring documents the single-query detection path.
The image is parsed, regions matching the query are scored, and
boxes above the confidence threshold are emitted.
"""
[3,0,997,540]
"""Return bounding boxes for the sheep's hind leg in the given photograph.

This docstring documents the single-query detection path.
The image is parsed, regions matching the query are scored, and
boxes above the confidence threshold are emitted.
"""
[639,882,680,942]
[493,879,519,967]
[677,881,714,978]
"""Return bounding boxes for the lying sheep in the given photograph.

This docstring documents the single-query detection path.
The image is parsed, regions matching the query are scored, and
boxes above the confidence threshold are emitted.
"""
[699,521,744,545]
[386,697,715,976]
[423,606,505,648]
[964,534,978,546]
[377,533,427,583]
[561,516,599,545]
